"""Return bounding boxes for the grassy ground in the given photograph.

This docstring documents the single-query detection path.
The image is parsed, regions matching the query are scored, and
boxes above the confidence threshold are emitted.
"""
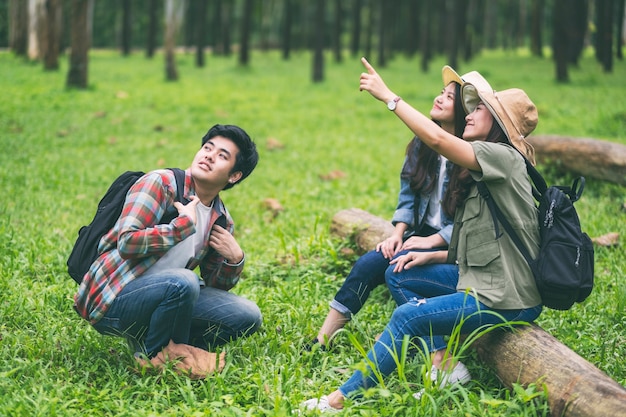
[1,48,625,416]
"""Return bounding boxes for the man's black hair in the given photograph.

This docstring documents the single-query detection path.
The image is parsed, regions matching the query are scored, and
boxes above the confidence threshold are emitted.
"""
[201,124,259,190]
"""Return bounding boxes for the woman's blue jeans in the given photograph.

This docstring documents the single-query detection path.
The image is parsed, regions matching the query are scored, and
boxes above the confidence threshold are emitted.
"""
[338,292,542,397]
[92,268,262,358]
[385,262,460,352]
[330,249,410,319]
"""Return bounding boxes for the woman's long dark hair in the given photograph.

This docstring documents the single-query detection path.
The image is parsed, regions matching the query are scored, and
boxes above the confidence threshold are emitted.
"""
[442,121,508,216]
[404,82,467,214]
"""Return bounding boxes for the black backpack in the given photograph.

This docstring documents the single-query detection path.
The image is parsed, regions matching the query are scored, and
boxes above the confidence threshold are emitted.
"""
[477,160,594,310]
[67,168,187,284]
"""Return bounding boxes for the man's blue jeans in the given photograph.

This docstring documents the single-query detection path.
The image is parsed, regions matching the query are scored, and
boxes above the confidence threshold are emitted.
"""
[92,268,262,357]
[338,292,542,397]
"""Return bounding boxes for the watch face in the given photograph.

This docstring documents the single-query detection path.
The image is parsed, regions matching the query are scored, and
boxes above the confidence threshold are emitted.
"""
[387,100,396,111]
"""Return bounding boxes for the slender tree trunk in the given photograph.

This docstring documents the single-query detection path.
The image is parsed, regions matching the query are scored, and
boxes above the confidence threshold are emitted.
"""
[350,0,362,57]
[552,0,569,82]
[211,0,222,54]
[42,0,62,70]
[66,0,91,89]
[312,0,325,83]
[420,0,433,72]
[483,0,497,49]
[164,0,185,81]
[146,0,158,58]
[282,0,292,60]
[9,0,29,56]
[28,0,42,60]
[332,0,343,63]
[120,0,132,56]
[376,0,387,67]
[239,0,253,66]
[195,0,207,67]
[530,0,544,57]
[595,0,614,72]
[617,0,625,60]
[568,0,588,66]
[364,0,373,59]
[222,1,232,56]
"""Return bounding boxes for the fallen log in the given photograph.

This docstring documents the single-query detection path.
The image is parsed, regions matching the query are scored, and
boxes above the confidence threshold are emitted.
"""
[528,135,626,186]
[331,208,626,417]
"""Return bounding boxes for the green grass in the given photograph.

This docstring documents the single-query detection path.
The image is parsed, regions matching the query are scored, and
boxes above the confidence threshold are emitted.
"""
[1,48,625,416]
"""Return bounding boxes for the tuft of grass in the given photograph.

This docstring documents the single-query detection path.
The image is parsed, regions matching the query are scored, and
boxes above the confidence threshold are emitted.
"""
[0,48,625,415]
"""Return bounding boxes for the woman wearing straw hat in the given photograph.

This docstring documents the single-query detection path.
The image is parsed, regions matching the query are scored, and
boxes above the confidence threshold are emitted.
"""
[308,66,488,352]
[301,58,542,412]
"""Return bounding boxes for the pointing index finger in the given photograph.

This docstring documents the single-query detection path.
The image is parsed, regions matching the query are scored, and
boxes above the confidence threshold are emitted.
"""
[361,57,375,74]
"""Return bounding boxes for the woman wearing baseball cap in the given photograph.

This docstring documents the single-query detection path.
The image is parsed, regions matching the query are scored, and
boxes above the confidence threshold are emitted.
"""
[301,58,542,412]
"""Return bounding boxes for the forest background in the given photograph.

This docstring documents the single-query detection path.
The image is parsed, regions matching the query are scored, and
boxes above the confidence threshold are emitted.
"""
[1,0,625,416]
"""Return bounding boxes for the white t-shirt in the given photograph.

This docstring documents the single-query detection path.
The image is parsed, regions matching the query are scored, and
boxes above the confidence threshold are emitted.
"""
[425,155,447,229]
[143,201,213,276]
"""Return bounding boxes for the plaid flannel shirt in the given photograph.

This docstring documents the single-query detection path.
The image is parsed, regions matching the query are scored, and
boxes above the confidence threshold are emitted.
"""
[74,169,244,324]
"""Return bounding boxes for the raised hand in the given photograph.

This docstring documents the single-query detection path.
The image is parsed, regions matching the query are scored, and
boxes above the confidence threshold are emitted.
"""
[359,57,395,103]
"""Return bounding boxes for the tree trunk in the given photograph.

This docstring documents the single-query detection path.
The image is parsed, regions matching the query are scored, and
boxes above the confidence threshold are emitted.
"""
[282,0,292,60]
[120,0,132,56]
[312,0,325,83]
[195,0,207,67]
[42,0,62,71]
[527,135,626,186]
[28,0,42,60]
[332,0,343,63]
[420,0,433,72]
[9,0,29,56]
[617,0,625,60]
[595,0,614,72]
[350,0,361,57]
[66,0,91,89]
[330,209,626,417]
[530,0,544,57]
[239,0,253,66]
[552,0,569,82]
[164,0,185,81]
[146,0,158,58]
[376,0,387,67]
[473,325,626,417]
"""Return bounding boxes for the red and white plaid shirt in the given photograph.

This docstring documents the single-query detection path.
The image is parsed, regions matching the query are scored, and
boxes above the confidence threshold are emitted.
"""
[74,169,244,324]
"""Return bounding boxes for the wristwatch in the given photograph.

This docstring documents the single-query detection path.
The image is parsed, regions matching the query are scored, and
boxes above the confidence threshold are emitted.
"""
[387,96,402,111]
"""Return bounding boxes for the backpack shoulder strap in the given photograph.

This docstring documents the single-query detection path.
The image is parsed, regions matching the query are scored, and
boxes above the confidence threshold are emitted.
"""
[168,168,189,204]
[476,181,535,266]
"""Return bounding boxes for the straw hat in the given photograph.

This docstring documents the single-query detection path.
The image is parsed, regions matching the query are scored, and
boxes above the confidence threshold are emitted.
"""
[442,65,463,86]
[462,83,538,165]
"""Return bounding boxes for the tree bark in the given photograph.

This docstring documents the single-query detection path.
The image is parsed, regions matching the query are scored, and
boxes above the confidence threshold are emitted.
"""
[330,208,626,417]
[164,0,185,81]
[473,325,626,417]
[350,0,362,57]
[146,0,158,58]
[312,0,325,83]
[42,0,62,71]
[239,0,253,66]
[9,0,29,56]
[66,0,91,89]
[195,0,207,67]
[527,135,626,186]
[282,0,292,60]
[120,0,132,56]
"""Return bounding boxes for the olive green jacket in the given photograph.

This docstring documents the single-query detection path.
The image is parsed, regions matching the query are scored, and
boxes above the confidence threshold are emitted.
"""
[447,142,542,309]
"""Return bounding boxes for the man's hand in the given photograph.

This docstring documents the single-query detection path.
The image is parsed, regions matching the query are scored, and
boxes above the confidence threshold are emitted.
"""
[209,223,244,264]
[174,196,200,224]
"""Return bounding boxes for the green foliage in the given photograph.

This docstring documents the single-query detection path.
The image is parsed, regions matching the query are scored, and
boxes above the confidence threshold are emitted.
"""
[0,49,624,416]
